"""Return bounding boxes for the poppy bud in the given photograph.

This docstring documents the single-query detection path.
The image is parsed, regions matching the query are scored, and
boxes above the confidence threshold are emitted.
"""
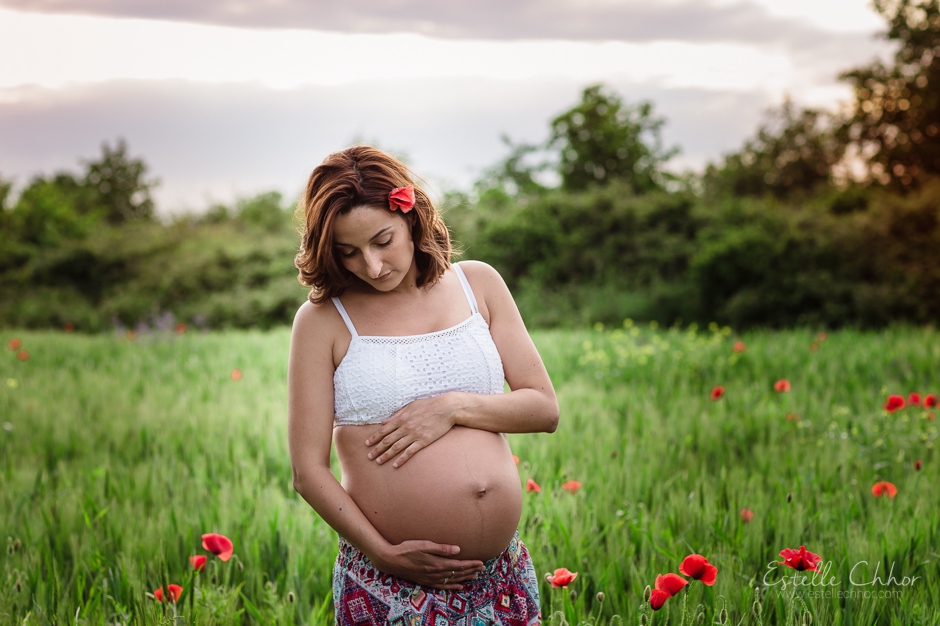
[15,580,22,593]
[11,602,16,614]
[787,492,793,503]
[569,590,578,602]
[803,612,813,626]
[698,611,706,624]
[753,601,762,618]
[523,461,530,470]
[639,615,648,626]
[288,591,296,603]
[718,608,728,624]
[12,539,20,552]
[236,560,244,572]
[596,592,605,602]
[915,459,922,471]
[6,545,12,555]
[610,450,618,459]
[210,574,218,585]
[643,585,652,603]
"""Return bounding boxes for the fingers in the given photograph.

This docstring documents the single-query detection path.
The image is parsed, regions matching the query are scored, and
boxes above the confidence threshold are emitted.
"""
[390,441,425,468]
[372,435,413,464]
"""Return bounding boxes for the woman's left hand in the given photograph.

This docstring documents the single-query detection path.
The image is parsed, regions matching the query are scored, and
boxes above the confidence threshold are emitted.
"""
[364,393,461,467]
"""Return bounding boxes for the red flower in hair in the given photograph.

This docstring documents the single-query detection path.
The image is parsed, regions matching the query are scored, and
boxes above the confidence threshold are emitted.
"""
[190,555,207,571]
[884,394,905,413]
[778,546,822,572]
[773,379,791,393]
[871,481,898,498]
[679,554,718,585]
[154,584,183,602]
[388,185,416,213]
[924,393,938,408]
[649,573,688,611]
[525,478,541,493]
[202,533,234,561]
[710,386,724,401]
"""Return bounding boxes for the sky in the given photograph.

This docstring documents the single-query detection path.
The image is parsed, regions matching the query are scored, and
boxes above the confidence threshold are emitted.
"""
[0,0,895,215]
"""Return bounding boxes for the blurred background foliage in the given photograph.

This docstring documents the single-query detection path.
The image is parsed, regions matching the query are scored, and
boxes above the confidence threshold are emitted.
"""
[1,0,939,332]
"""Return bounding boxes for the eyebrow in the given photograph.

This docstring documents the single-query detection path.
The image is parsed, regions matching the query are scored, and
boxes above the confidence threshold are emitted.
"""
[334,226,393,247]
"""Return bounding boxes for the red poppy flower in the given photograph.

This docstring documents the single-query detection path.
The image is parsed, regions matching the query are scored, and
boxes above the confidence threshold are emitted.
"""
[740,508,754,524]
[154,584,183,602]
[778,546,822,572]
[871,481,898,498]
[732,340,746,353]
[190,555,207,571]
[231,368,242,381]
[64,322,74,333]
[7,338,21,351]
[175,323,187,334]
[679,554,718,586]
[512,455,520,466]
[773,379,791,393]
[710,386,724,401]
[561,480,582,494]
[16,349,29,362]
[546,567,578,588]
[649,573,688,610]
[884,394,905,413]
[924,394,938,408]
[810,342,819,352]
[202,533,234,561]
[525,478,541,493]
[908,392,921,406]
[914,459,922,471]
[388,185,416,213]
[816,332,828,342]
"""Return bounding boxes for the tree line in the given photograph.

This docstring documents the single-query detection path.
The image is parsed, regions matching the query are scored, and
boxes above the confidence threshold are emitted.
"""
[1,0,938,331]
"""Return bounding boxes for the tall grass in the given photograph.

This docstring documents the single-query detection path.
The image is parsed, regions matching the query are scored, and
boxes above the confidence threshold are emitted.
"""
[1,324,937,624]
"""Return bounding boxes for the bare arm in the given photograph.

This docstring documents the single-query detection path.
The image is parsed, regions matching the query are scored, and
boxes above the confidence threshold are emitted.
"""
[365,261,559,466]
[287,301,484,588]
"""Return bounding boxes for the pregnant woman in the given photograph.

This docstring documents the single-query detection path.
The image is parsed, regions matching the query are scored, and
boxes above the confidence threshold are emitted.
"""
[287,145,559,625]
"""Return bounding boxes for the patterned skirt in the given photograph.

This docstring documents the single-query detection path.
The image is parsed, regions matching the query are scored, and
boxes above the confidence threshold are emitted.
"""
[333,531,541,625]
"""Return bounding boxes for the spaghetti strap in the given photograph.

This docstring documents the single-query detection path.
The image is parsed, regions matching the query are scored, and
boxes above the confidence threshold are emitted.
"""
[331,297,359,338]
[453,263,479,315]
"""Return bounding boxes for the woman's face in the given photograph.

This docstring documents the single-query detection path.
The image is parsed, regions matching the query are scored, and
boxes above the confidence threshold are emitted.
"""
[332,205,415,291]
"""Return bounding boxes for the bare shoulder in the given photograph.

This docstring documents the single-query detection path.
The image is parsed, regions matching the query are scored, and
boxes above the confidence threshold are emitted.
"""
[290,299,341,350]
[456,260,508,297]
[456,260,518,325]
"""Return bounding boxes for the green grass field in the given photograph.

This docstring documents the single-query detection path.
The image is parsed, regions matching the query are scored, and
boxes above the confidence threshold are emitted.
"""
[1,323,938,625]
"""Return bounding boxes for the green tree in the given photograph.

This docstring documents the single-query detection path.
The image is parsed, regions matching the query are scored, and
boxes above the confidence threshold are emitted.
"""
[841,0,940,188]
[83,138,158,223]
[702,99,845,200]
[549,84,677,193]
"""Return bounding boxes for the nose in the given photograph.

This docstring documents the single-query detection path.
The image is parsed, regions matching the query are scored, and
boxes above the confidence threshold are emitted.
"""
[363,250,384,279]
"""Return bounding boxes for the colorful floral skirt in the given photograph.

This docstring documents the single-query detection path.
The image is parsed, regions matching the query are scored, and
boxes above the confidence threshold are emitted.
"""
[333,531,541,625]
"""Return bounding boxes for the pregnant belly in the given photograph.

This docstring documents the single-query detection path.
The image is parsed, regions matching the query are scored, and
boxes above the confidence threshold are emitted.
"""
[334,425,523,562]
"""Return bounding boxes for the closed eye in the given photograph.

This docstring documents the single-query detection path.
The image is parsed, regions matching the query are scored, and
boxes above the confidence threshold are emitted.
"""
[339,237,392,258]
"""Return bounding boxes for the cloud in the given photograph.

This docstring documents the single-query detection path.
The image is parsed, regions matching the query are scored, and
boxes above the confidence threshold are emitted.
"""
[0,0,881,48]
[0,78,774,213]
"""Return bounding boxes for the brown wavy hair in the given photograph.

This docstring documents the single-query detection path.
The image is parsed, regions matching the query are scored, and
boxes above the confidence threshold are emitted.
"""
[294,145,453,304]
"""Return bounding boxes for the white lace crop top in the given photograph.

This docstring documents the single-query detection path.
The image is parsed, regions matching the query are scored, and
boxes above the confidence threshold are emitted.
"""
[331,263,506,426]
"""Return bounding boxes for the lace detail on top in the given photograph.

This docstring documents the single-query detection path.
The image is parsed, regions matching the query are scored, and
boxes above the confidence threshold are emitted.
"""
[332,263,506,426]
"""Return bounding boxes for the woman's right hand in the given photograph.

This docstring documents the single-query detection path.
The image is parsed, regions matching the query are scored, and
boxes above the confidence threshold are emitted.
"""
[373,540,486,591]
